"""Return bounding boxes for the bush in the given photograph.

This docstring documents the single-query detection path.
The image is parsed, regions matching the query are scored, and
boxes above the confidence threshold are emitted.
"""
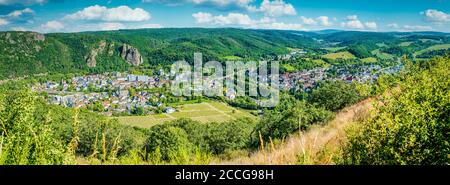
[342,57,450,164]
[251,101,334,148]
[145,125,192,162]
[309,81,362,111]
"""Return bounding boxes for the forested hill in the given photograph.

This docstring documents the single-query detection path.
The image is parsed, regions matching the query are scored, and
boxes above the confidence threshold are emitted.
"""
[1,28,449,79]
[0,28,317,79]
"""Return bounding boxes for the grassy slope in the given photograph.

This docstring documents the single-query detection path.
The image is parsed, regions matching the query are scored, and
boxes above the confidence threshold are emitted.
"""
[213,98,374,165]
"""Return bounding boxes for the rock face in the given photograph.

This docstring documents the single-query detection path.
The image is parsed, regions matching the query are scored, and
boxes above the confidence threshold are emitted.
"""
[120,44,143,66]
[86,41,107,68]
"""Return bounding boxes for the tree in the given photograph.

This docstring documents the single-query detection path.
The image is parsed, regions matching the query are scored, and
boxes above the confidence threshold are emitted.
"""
[309,81,361,112]
[342,57,450,165]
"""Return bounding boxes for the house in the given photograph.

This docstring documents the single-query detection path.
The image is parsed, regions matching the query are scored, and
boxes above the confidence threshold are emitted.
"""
[164,107,176,114]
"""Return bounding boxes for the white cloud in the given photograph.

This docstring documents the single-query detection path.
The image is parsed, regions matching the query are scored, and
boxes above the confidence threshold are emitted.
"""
[364,22,377,30]
[192,11,304,30]
[40,20,64,32]
[341,20,364,29]
[0,18,9,26]
[146,0,296,17]
[346,15,358,21]
[250,0,297,17]
[402,25,433,31]
[316,16,332,26]
[144,0,253,8]
[300,16,316,25]
[340,15,377,30]
[421,9,450,22]
[300,16,332,26]
[193,12,257,25]
[0,0,45,5]
[387,23,399,29]
[65,5,151,22]
[8,8,34,18]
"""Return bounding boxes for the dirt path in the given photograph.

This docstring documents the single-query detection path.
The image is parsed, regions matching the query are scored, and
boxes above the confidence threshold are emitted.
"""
[213,98,374,165]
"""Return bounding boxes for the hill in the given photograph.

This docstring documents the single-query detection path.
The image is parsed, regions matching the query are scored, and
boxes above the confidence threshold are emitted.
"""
[1,28,450,79]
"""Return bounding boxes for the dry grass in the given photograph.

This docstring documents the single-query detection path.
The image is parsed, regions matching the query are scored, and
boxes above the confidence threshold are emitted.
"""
[213,99,374,165]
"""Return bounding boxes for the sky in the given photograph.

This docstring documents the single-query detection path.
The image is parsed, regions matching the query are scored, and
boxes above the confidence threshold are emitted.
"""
[0,0,449,33]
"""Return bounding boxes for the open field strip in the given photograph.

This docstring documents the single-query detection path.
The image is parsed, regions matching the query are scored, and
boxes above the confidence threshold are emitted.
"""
[116,101,256,128]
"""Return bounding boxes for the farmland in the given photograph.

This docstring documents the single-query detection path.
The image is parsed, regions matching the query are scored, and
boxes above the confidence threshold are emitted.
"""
[322,51,356,60]
[414,44,450,56]
[116,101,256,128]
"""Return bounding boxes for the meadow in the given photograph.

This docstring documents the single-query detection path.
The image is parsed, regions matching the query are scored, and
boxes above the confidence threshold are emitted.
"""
[322,51,356,60]
[116,101,256,128]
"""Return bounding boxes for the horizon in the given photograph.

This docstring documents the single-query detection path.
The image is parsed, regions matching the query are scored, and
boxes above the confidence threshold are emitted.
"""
[2,27,450,34]
[0,0,449,33]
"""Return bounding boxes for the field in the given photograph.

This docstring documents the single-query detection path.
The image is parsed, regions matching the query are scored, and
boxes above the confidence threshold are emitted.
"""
[398,42,413,47]
[322,51,356,60]
[414,44,450,56]
[361,57,378,63]
[371,49,394,60]
[116,101,256,128]
[323,47,347,52]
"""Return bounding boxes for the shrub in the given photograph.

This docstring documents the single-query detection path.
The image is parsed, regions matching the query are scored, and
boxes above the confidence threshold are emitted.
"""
[145,125,192,162]
[342,57,450,164]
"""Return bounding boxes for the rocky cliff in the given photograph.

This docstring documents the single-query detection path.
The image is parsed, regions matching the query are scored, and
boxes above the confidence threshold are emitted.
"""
[120,44,143,66]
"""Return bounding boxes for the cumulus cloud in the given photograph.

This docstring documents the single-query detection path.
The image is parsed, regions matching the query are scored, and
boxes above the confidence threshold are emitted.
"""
[0,18,9,26]
[387,23,399,29]
[402,25,433,31]
[249,0,296,17]
[8,8,34,18]
[40,20,64,32]
[421,9,450,22]
[340,15,377,30]
[143,0,253,8]
[192,12,303,30]
[193,12,260,25]
[341,15,364,29]
[0,0,45,5]
[300,16,332,26]
[65,5,151,22]
[364,21,377,30]
[146,0,296,17]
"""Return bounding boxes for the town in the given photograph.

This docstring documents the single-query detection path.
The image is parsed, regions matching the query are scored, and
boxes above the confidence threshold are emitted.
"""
[33,62,402,116]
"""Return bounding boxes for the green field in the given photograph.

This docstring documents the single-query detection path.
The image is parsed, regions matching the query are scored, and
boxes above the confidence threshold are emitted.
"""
[414,44,450,56]
[221,55,244,61]
[322,51,356,60]
[372,49,394,60]
[398,42,413,47]
[361,57,378,63]
[323,47,347,52]
[116,102,256,128]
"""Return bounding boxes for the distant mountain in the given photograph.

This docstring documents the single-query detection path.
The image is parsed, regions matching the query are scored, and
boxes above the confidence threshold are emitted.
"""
[0,28,449,79]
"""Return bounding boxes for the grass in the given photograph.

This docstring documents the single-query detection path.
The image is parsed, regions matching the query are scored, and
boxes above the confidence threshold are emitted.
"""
[116,101,256,128]
[398,42,413,47]
[371,49,394,60]
[213,99,374,165]
[376,43,388,47]
[221,55,243,61]
[323,47,347,52]
[414,44,450,56]
[322,51,356,60]
[361,57,378,63]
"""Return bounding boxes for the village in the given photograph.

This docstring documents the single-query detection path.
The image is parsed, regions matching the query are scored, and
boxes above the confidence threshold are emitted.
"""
[33,62,402,116]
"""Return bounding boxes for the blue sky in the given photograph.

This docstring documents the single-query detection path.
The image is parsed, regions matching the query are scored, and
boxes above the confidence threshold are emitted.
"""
[0,0,449,33]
